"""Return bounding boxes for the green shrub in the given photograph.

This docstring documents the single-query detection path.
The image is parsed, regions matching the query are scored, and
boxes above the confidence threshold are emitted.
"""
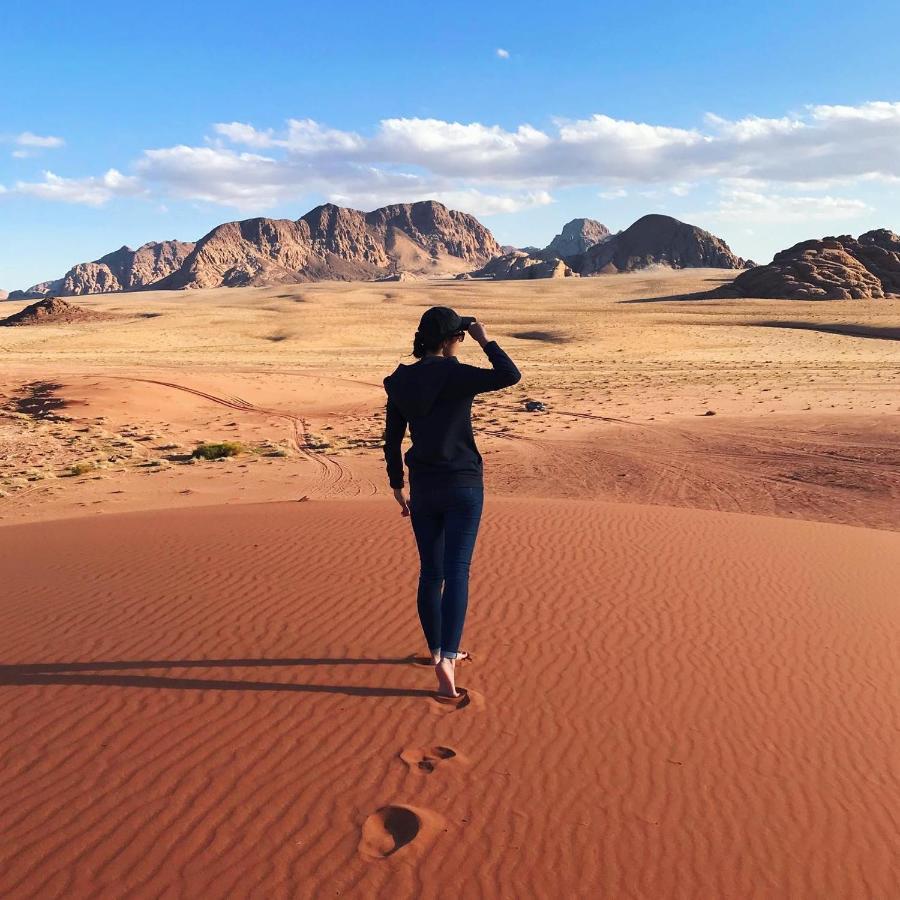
[192,441,244,460]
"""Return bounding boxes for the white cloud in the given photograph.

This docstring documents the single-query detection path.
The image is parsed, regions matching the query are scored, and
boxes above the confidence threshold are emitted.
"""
[704,113,804,141]
[598,188,628,199]
[810,101,900,123]
[213,121,275,148]
[136,146,285,207]
[15,131,65,149]
[13,169,142,205]
[284,118,365,154]
[134,142,552,215]
[4,131,65,158]
[213,118,364,154]
[705,185,871,224]
[434,189,553,215]
[370,117,550,177]
[496,48,510,59]
[8,101,900,223]
[191,103,900,192]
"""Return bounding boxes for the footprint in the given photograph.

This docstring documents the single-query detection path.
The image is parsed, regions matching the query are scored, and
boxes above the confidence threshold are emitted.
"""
[358,805,442,860]
[400,745,460,773]
[428,687,485,715]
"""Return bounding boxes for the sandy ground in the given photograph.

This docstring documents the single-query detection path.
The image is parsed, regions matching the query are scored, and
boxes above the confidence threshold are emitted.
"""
[1,270,899,897]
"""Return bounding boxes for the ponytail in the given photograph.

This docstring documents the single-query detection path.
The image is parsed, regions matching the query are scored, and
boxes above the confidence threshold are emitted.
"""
[412,329,442,359]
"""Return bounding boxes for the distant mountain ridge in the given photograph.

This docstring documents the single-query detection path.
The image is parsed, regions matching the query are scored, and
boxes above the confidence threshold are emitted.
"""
[9,206,751,297]
[10,200,501,298]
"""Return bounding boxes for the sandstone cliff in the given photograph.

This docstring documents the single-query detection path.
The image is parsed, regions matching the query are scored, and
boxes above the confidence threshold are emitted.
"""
[714,229,900,300]
[571,214,746,274]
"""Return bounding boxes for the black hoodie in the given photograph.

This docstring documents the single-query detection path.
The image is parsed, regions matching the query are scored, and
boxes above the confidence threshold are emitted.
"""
[382,340,521,490]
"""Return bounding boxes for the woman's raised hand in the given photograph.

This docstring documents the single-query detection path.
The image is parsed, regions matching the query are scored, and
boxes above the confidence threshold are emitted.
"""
[468,321,488,346]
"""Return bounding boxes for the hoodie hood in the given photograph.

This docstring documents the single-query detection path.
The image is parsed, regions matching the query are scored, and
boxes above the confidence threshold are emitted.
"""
[383,357,457,419]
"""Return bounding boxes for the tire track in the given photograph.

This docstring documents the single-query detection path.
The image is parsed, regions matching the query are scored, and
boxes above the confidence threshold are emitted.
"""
[106,376,373,498]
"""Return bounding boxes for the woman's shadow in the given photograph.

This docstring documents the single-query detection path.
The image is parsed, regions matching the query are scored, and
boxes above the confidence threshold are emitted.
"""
[0,657,435,698]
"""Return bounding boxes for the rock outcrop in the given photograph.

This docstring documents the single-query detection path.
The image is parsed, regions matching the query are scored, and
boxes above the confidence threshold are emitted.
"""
[714,229,900,300]
[376,271,420,282]
[13,200,502,296]
[10,241,195,300]
[543,218,610,258]
[0,297,111,326]
[466,251,577,280]
[571,214,746,274]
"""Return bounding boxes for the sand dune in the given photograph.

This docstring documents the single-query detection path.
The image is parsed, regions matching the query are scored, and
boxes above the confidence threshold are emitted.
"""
[2,272,898,897]
[1,498,898,898]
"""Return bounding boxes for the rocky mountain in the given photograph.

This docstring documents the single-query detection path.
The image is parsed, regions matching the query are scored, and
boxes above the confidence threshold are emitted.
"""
[12,200,502,297]
[570,214,746,274]
[713,229,900,300]
[543,218,610,258]
[465,251,577,280]
[10,240,195,300]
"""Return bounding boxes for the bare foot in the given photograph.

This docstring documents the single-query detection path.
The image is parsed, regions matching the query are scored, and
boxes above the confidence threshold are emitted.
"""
[430,649,469,666]
[435,658,458,698]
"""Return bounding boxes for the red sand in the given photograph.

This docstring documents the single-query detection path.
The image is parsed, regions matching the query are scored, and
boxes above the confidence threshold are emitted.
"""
[1,498,898,898]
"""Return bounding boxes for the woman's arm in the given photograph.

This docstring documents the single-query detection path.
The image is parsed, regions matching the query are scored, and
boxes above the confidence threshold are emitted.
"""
[465,339,521,392]
[383,398,408,489]
[448,322,521,396]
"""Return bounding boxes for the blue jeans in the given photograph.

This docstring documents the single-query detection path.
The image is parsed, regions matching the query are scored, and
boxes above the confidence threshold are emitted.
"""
[409,484,484,660]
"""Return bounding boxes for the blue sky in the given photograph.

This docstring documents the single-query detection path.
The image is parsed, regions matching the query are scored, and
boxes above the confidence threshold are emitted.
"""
[2,0,899,289]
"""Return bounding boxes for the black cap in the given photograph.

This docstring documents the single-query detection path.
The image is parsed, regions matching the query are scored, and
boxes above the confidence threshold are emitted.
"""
[418,306,476,340]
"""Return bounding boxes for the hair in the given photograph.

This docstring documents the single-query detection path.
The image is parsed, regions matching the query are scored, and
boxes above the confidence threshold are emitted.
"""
[412,329,445,359]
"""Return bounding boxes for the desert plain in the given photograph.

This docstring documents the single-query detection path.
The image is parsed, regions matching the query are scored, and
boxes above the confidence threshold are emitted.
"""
[1,269,899,898]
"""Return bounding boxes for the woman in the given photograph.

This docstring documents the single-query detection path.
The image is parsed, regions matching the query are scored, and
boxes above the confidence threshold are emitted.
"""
[382,306,521,698]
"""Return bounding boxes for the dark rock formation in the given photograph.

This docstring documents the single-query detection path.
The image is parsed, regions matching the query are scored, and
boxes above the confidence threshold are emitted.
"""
[571,214,746,274]
[714,229,900,299]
